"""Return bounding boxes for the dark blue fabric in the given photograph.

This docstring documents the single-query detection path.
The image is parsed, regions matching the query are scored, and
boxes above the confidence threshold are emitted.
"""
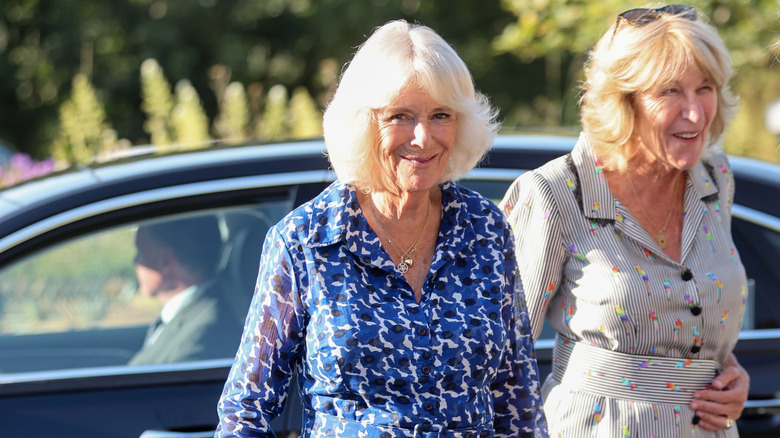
[216,180,548,437]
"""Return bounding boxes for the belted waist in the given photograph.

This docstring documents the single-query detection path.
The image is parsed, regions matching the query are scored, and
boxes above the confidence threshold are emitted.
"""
[311,410,494,438]
[551,337,721,405]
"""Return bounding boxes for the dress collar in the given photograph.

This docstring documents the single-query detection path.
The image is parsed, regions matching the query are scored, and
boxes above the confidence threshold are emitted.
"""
[571,133,720,222]
[302,180,478,272]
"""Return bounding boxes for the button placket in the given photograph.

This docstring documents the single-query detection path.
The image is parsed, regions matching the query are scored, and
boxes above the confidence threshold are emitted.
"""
[681,267,703,318]
[413,297,436,423]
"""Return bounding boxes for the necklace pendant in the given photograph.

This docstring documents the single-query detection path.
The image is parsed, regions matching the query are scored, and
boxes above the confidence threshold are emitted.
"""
[656,232,668,250]
[397,260,410,274]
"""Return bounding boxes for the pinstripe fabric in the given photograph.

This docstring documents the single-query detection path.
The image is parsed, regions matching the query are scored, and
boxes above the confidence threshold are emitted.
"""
[552,339,720,405]
[501,134,746,437]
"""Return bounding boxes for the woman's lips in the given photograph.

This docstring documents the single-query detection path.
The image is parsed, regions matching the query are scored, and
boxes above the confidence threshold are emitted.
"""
[402,154,436,164]
[673,131,699,139]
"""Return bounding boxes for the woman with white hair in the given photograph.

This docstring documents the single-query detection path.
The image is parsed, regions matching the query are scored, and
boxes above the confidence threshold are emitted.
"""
[217,20,548,437]
[502,5,749,437]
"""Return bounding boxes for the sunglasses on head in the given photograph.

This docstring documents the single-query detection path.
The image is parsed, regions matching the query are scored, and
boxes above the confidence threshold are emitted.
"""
[611,4,698,40]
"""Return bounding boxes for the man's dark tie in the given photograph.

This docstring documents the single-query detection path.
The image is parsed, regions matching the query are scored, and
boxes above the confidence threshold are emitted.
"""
[143,316,163,345]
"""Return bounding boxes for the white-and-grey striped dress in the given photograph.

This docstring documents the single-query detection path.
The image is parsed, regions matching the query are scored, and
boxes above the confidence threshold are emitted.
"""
[501,133,747,437]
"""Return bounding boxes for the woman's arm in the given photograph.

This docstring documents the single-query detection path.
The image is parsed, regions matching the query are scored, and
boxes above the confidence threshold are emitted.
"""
[491,221,548,437]
[500,171,566,341]
[216,227,306,437]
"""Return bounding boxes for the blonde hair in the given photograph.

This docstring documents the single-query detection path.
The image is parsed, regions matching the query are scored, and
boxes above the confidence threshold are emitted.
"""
[323,20,499,193]
[580,7,736,171]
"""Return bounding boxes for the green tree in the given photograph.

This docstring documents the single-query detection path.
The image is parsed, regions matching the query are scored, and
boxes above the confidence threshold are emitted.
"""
[288,86,322,138]
[52,74,117,164]
[215,82,251,143]
[2,0,518,156]
[494,0,780,162]
[257,84,289,140]
[140,59,175,146]
[171,79,210,148]
[4,0,777,163]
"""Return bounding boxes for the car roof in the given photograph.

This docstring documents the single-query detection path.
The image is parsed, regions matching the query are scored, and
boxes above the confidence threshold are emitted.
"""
[0,135,573,220]
[0,140,327,210]
[0,139,332,234]
[2,133,778,234]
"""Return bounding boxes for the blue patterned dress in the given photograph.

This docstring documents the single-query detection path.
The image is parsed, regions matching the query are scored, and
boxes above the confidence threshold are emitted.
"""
[216,180,548,438]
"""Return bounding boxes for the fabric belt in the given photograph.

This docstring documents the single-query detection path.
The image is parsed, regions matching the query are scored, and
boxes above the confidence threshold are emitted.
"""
[551,337,721,405]
[311,411,494,438]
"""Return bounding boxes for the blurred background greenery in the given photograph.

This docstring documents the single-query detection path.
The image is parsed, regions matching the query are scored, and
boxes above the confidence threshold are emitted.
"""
[1,0,778,179]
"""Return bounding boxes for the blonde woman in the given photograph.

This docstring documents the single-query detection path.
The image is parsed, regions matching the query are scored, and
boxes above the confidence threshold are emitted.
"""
[502,5,749,437]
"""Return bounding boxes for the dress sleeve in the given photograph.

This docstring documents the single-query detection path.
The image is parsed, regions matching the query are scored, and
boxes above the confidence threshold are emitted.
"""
[216,226,306,437]
[500,171,566,341]
[491,214,549,438]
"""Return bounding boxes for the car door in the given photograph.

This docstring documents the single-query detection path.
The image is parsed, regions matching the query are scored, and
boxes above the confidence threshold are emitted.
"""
[0,179,326,437]
[729,207,780,436]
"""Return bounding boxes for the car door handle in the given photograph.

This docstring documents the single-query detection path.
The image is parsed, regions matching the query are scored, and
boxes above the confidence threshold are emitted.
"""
[744,398,780,416]
[139,431,214,438]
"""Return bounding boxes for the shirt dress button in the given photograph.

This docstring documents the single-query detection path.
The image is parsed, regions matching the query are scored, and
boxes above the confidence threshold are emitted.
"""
[690,306,702,316]
[681,269,693,281]
[417,327,428,336]
[422,366,431,374]
[424,402,434,411]
[691,345,701,354]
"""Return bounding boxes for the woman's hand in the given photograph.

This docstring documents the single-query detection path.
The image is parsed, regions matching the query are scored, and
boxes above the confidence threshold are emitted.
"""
[689,353,750,430]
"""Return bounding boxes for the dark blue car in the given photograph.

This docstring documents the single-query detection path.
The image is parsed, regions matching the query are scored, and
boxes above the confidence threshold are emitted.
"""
[0,135,777,437]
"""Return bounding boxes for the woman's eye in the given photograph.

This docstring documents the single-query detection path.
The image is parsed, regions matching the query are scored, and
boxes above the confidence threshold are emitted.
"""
[431,112,454,124]
[389,114,411,123]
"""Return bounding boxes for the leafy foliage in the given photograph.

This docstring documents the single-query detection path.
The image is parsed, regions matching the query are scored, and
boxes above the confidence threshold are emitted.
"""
[52,74,122,164]
[257,84,289,140]
[171,79,210,148]
[0,0,516,158]
[140,59,176,147]
[494,0,780,161]
[0,0,778,164]
[289,86,323,138]
[215,82,251,143]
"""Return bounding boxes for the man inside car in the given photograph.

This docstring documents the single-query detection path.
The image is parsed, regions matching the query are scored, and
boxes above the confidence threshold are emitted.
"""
[128,215,244,366]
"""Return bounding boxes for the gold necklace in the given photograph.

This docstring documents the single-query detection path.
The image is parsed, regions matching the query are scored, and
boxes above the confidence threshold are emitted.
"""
[368,198,430,274]
[626,172,680,250]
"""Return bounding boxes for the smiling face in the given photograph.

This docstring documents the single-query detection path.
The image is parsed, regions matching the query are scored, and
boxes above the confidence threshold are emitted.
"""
[632,66,718,171]
[375,87,457,194]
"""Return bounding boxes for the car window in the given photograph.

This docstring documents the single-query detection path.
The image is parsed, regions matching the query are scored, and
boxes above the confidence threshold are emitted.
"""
[0,226,137,336]
[731,215,780,331]
[0,201,291,374]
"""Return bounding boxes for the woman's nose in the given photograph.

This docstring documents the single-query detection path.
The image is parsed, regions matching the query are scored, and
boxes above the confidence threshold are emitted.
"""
[411,120,430,146]
[682,97,705,123]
